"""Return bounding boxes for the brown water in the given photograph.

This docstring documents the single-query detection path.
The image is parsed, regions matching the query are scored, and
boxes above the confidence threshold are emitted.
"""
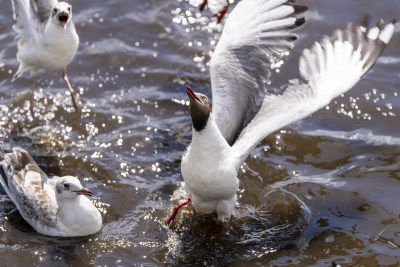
[0,0,399,266]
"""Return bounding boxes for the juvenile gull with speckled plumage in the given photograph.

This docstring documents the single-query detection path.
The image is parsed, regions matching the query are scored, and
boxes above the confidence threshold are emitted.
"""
[0,147,102,237]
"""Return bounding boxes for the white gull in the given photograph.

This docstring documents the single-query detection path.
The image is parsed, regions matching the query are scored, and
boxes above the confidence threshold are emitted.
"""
[0,147,102,237]
[10,0,79,114]
[166,0,396,224]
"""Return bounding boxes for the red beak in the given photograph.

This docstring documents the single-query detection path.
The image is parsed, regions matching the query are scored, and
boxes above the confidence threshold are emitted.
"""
[74,187,93,196]
[186,85,201,102]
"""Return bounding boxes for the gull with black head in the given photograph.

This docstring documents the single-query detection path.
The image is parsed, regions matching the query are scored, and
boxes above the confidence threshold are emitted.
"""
[10,0,79,114]
[0,147,102,237]
[166,0,396,225]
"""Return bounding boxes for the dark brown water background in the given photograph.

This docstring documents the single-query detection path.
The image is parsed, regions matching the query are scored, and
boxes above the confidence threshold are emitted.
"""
[0,0,400,266]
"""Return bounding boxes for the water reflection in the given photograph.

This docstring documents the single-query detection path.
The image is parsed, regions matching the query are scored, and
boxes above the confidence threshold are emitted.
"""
[0,0,399,265]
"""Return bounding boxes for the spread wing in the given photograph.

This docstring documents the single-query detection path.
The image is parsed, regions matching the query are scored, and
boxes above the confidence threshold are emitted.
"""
[210,0,307,145]
[231,18,396,168]
[11,0,36,39]
[0,147,58,229]
[11,0,57,38]
[31,0,58,23]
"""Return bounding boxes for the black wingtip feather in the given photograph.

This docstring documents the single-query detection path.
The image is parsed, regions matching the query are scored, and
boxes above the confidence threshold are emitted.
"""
[286,35,298,41]
[359,14,371,28]
[293,5,308,15]
[295,17,306,27]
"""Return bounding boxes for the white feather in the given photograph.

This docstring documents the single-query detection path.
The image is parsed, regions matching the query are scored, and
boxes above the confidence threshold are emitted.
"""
[379,22,395,44]
[367,26,380,40]
[182,117,237,223]
[232,19,394,165]
[210,0,306,145]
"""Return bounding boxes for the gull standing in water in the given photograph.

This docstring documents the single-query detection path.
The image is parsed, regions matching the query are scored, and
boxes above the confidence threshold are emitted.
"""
[10,0,79,114]
[166,0,395,224]
[0,147,102,237]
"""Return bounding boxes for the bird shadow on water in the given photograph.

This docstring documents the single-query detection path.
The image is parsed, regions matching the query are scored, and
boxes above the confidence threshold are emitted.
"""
[164,189,311,265]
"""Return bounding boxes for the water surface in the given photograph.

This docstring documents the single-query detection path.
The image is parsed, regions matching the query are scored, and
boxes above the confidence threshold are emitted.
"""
[0,0,399,265]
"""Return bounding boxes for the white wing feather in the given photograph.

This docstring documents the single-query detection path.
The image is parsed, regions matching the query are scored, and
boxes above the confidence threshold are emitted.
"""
[11,0,57,38]
[210,0,307,145]
[231,19,396,168]
[31,0,58,23]
[0,147,58,229]
[11,0,36,39]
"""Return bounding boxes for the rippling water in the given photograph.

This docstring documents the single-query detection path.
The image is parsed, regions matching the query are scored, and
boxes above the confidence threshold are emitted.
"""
[0,0,399,265]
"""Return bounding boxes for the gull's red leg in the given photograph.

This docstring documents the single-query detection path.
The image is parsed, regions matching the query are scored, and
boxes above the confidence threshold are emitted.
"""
[62,68,79,112]
[215,1,229,23]
[199,0,208,11]
[165,198,191,225]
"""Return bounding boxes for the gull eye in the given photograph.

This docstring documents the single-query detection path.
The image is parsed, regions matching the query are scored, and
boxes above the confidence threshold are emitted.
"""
[53,8,58,14]
[63,182,70,190]
[201,96,207,102]
[68,6,71,12]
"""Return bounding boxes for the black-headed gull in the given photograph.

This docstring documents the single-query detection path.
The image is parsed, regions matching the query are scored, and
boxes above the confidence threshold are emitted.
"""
[0,147,102,237]
[10,0,79,114]
[166,0,395,224]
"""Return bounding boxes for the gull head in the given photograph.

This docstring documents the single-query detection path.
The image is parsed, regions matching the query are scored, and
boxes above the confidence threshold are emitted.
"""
[186,85,211,131]
[51,2,73,30]
[55,176,93,200]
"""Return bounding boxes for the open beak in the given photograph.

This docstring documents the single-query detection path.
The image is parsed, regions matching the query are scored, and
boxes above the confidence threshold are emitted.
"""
[57,12,70,29]
[74,187,93,196]
[186,85,201,102]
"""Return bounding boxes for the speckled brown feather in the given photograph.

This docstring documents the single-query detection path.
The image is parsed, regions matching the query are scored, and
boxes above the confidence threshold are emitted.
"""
[1,147,58,229]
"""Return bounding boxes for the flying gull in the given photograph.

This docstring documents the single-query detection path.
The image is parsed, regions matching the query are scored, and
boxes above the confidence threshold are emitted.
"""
[10,0,80,114]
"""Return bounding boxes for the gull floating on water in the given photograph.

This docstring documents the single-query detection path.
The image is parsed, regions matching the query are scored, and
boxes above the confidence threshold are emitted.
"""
[10,0,80,114]
[166,0,395,224]
[0,147,102,237]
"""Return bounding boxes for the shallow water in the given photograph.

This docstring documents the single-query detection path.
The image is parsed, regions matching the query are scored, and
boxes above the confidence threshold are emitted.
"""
[0,0,399,265]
